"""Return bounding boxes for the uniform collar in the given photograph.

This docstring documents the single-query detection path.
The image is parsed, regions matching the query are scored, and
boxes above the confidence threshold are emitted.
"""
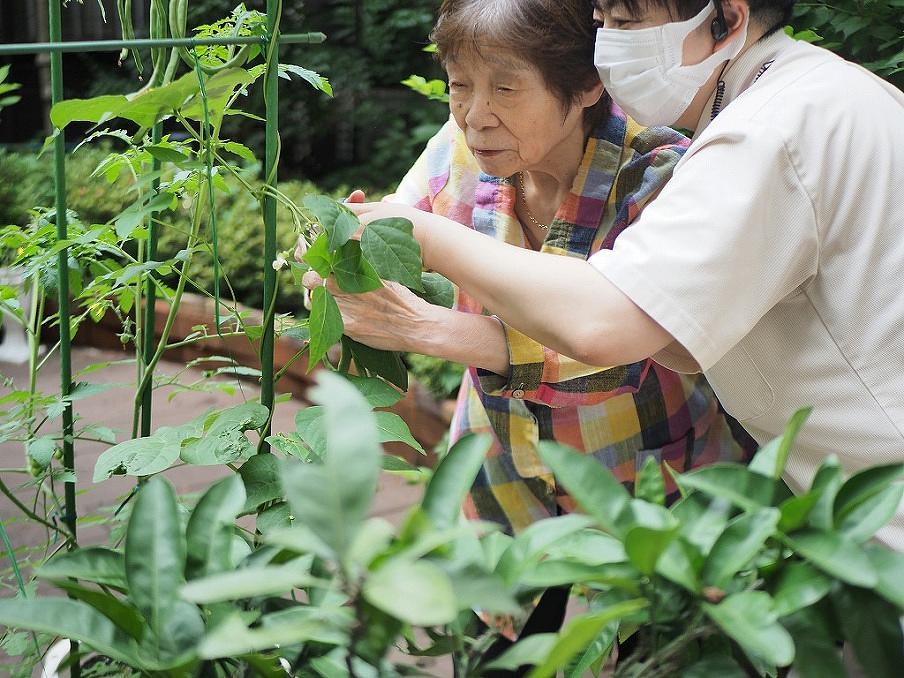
[694,29,795,136]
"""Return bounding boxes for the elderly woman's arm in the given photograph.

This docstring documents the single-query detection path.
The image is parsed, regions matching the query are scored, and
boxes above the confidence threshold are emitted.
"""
[347,201,675,368]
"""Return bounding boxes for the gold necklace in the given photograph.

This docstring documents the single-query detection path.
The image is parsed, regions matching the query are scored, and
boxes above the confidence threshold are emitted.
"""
[517,172,549,231]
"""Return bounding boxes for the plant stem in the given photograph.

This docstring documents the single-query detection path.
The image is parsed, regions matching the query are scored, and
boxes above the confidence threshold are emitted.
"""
[0,474,73,539]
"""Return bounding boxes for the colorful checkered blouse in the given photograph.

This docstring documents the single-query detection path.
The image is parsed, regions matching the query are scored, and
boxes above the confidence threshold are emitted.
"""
[393,103,757,535]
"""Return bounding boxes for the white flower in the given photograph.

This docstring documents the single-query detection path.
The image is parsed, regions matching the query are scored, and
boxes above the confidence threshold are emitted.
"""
[272,254,288,271]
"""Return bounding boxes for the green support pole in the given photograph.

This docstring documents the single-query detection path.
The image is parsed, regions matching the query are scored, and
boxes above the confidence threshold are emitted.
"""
[259,0,280,449]
[48,2,79,675]
[140,124,162,438]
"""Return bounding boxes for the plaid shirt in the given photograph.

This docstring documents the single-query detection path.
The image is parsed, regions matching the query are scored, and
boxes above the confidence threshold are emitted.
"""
[394,104,757,535]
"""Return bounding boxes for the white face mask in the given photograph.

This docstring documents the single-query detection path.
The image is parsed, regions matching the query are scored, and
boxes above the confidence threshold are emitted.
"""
[594,3,748,126]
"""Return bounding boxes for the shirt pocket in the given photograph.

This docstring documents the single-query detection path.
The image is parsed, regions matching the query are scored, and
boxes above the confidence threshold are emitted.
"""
[705,347,775,422]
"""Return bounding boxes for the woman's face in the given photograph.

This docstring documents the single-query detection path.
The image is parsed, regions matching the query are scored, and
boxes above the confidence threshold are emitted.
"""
[446,49,596,177]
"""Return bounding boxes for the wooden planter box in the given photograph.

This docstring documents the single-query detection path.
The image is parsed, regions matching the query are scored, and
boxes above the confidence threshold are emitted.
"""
[73,292,454,466]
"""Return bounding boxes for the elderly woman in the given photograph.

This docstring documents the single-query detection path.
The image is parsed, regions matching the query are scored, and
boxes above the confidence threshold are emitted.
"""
[306,0,756,639]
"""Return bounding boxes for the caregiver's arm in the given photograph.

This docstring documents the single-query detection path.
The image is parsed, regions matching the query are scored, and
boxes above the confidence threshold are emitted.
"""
[347,202,675,367]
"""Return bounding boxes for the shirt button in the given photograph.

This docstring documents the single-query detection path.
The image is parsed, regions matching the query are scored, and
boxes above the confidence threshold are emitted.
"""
[512,388,525,399]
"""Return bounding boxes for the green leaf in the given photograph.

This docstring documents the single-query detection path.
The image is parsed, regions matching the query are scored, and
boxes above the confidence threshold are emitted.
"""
[181,68,256,127]
[782,608,846,678]
[238,453,283,514]
[526,600,649,678]
[181,561,326,604]
[0,598,141,667]
[833,463,904,525]
[346,337,409,390]
[256,502,294,535]
[221,140,256,161]
[294,406,327,459]
[374,411,426,454]
[26,436,57,469]
[832,586,904,678]
[52,579,145,641]
[865,545,904,609]
[495,514,597,586]
[703,591,795,667]
[655,537,701,593]
[302,232,335,277]
[37,547,127,590]
[416,272,455,308]
[344,375,403,407]
[778,491,821,532]
[748,407,811,479]
[839,483,904,543]
[180,402,269,466]
[145,144,190,164]
[421,434,492,530]
[563,618,618,678]
[702,508,780,587]
[485,634,558,671]
[672,494,732,556]
[676,464,786,512]
[363,559,457,626]
[50,94,128,129]
[622,500,679,574]
[333,240,383,293]
[682,655,748,678]
[280,64,333,96]
[307,287,344,370]
[635,456,666,505]
[93,424,194,481]
[808,455,843,529]
[124,476,187,646]
[787,528,878,587]
[304,195,360,251]
[772,561,833,617]
[282,372,382,557]
[185,474,246,579]
[360,217,424,291]
[538,441,631,536]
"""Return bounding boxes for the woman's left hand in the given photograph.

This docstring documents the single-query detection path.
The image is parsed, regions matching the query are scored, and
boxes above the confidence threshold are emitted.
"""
[301,270,440,353]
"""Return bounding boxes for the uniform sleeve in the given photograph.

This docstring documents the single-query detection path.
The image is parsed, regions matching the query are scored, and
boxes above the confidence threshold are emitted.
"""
[476,319,652,408]
[589,120,820,371]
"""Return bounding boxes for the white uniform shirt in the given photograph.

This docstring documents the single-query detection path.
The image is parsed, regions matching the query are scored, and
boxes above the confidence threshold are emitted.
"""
[589,31,904,548]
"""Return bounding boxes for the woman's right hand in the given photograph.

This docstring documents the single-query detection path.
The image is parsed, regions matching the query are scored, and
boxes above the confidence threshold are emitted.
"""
[294,189,367,263]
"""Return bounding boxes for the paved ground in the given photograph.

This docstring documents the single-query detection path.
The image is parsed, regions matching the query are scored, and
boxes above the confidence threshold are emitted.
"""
[1,347,450,675]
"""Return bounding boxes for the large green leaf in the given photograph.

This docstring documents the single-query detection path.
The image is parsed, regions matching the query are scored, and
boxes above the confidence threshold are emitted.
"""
[787,528,877,587]
[344,375,403,407]
[865,545,904,609]
[839,483,904,543]
[833,463,904,525]
[346,337,408,390]
[622,500,679,574]
[538,441,631,535]
[495,514,597,586]
[807,455,843,529]
[185,474,246,580]
[416,272,455,308]
[181,561,328,604]
[294,405,328,459]
[374,411,426,455]
[703,591,795,667]
[37,546,127,589]
[333,240,382,293]
[198,609,350,659]
[50,94,128,129]
[302,232,335,277]
[307,286,344,370]
[777,491,821,532]
[526,600,649,678]
[360,217,424,291]
[676,464,786,511]
[781,608,846,678]
[702,508,780,587]
[771,561,833,617]
[832,586,904,678]
[485,634,558,671]
[181,68,255,127]
[52,580,145,640]
[421,433,492,530]
[124,477,188,650]
[93,423,195,481]
[748,408,812,479]
[282,372,382,557]
[363,559,458,626]
[672,494,732,556]
[238,453,283,514]
[0,598,142,667]
[180,402,269,466]
[655,537,702,593]
[304,195,361,252]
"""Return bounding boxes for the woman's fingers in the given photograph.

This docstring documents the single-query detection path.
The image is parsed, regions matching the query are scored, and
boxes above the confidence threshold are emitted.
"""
[302,270,324,290]
[345,189,366,203]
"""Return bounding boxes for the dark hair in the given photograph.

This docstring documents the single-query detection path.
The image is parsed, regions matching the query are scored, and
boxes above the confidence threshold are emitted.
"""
[431,0,610,131]
[595,0,797,35]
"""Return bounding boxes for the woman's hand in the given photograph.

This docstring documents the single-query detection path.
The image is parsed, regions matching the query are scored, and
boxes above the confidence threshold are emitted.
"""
[346,201,451,270]
[301,270,440,353]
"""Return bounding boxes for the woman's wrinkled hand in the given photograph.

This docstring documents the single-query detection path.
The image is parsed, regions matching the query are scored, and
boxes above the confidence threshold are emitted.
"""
[301,270,439,353]
[295,190,367,263]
